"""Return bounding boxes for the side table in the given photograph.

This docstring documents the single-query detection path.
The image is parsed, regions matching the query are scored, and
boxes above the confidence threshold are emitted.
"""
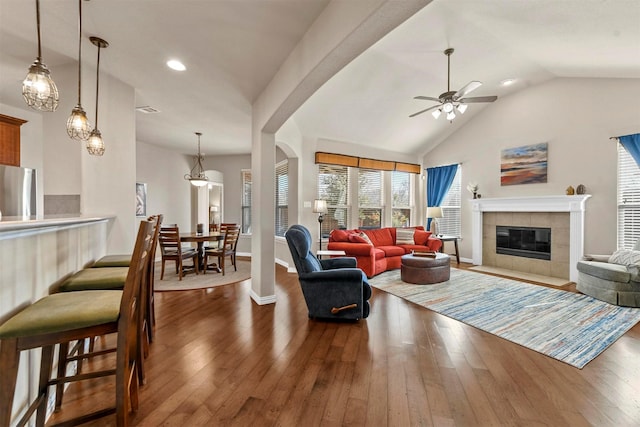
[437,235,460,264]
[317,250,346,260]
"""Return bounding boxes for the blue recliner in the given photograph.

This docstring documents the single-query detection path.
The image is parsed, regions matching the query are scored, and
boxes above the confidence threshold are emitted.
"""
[285,224,371,320]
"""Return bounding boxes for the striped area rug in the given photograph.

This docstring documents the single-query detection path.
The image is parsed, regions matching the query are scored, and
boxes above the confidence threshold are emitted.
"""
[370,268,640,369]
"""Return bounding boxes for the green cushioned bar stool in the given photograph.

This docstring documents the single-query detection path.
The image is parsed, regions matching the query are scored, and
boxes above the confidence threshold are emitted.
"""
[53,215,161,408]
[60,267,129,291]
[0,220,153,427]
[92,254,132,267]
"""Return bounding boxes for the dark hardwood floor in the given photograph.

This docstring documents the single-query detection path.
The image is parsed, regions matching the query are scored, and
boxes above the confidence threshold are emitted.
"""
[47,262,640,426]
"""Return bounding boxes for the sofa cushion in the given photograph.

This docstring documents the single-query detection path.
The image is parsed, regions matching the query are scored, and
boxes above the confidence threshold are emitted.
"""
[349,232,373,245]
[372,247,386,260]
[413,230,432,245]
[609,249,640,266]
[377,245,406,257]
[395,228,415,245]
[363,228,394,246]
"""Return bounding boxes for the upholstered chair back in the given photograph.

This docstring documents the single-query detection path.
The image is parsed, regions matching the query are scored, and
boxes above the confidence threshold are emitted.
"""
[286,224,322,274]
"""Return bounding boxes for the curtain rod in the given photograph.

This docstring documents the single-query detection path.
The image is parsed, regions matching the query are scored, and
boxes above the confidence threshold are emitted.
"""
[610,137,619,140]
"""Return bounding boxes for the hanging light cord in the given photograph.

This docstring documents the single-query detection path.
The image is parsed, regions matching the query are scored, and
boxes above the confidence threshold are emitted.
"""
[35,0,42,60]
[76,0,82,104]
[94,42,101,129]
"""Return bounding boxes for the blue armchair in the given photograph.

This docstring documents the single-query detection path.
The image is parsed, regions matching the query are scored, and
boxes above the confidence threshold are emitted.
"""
[285,225,371,320]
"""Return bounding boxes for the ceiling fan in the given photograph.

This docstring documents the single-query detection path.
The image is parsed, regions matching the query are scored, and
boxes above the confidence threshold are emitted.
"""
[410,48,497,120]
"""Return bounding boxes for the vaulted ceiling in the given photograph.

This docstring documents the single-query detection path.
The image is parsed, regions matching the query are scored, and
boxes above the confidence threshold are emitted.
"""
[1,0,638,157]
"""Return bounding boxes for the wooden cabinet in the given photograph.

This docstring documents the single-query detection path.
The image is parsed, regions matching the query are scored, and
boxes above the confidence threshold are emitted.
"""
[0,113,28,167]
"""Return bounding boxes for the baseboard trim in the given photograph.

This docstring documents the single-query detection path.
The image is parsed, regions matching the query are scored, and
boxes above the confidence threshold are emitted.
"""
[250,289,276,305]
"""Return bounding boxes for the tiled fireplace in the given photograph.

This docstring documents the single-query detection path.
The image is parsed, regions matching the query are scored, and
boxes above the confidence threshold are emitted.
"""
[470,195,591,282]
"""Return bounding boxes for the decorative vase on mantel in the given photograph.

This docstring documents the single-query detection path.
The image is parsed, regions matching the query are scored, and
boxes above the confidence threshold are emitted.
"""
[473,192,478,199]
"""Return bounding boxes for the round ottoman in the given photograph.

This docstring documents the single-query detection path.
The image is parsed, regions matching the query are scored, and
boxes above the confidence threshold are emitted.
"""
[401,253,450,284]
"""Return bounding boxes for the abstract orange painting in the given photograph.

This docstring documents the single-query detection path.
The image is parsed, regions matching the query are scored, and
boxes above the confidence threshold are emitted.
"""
[500,143,548,186]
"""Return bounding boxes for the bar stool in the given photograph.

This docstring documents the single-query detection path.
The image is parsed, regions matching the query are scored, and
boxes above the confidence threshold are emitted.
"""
[0,219,154,427]
[91,214,162,344]
[53,215,161,405]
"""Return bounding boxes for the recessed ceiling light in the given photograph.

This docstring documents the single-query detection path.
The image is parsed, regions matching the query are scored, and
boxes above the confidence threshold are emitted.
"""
[166,60,186,71]
[501,78,516,86]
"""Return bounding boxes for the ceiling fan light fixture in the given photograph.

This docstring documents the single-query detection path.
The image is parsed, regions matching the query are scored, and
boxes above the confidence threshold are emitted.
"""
[457,103,467,114]
[443,102,454,113]
[432,109,442,119]
[446,111,456,121]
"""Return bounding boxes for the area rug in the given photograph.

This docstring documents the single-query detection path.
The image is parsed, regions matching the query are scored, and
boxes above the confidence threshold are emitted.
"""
[153,260,250,292]
[370,268,640,369]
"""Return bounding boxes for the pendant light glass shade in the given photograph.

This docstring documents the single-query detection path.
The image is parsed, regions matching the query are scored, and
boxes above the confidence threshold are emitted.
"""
[87,36,108,156]
[67,106,91,140]
[67,0,91,140]
[86,129,105,156]
[185,132,210,186]
[22,0,59,112]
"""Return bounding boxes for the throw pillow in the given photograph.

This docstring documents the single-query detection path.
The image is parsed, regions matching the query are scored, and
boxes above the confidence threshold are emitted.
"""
[609,249,640,266]
[330,229,350,242]
[395,228,415,245]
[413,230,432,245]
[348,231,373,245]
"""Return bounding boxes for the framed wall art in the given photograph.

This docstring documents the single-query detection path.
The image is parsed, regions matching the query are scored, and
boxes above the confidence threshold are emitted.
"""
[136,182,147,216]
[500,142,548,186]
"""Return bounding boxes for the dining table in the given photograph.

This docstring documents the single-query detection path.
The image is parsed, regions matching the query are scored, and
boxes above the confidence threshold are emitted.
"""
[179,231,224,272]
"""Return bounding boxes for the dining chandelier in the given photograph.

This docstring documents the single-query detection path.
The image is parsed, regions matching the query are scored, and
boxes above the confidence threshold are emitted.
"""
[22,0,59,112]
[184,132,210,187]
[86,36,108,156]
[66,0,91,141]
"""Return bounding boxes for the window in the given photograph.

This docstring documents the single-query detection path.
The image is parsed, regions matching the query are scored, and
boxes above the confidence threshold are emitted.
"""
[318,164,350,236]
[437,164,461,237]
[391,171,411,227]
[275,160,288,237]
[241,170,251,234]
[618,144,640,249]
[358,168,383,228]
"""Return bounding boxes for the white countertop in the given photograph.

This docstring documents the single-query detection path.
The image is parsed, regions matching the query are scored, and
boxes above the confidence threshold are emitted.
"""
[0,215,114,238]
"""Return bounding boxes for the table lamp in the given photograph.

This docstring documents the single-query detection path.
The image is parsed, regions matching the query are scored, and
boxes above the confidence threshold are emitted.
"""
[313,199,328,251]
[426,206,443,237]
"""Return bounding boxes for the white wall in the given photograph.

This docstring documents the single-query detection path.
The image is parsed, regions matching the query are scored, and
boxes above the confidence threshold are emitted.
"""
[423,77,640,259]
[136,141,192,229]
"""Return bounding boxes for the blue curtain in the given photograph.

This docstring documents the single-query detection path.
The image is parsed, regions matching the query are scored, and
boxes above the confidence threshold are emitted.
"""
[426,164,458,229]
[619,133,640,167]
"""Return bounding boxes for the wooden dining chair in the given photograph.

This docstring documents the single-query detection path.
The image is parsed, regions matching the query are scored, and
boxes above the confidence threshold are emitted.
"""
[0,219,154,427]
[159,225,199,280]
[203,225,240,275]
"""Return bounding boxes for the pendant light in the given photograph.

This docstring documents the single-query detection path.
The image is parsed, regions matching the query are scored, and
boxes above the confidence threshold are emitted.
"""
[22,0,59,112]
[184,132,210,186]
[66,0,91,141]
[86,36,108,156]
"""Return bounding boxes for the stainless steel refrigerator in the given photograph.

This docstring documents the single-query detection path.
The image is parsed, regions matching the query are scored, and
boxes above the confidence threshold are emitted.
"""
[0,165,37,217]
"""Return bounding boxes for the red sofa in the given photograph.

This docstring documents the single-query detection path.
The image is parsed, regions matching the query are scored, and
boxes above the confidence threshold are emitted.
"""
[327,227,442,278]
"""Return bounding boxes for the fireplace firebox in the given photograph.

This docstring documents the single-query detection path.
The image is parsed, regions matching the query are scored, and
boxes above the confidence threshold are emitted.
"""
[496,226,551,260]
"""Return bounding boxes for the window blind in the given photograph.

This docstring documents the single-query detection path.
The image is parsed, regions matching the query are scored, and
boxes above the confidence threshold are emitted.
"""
[618,144,640,249]
[318,164,350,236]
[358,168,383,228]
[391,171,411,227]
[241,170,252,234]
[438,164,461,237]
[275,161,288,237]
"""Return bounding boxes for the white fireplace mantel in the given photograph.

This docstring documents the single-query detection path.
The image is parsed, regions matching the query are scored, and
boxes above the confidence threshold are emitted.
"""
[470,195,591,282]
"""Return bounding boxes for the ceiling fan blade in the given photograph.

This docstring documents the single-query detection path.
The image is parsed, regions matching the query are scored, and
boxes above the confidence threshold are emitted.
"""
[459,95,498,103]
[409,104,441,118]
[414,96,441,102]
[454,81,482,100]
